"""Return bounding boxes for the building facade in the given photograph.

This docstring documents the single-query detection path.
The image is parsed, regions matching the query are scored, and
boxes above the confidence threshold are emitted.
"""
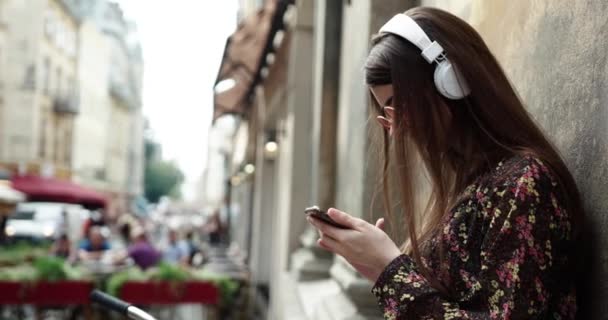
[71,19,111,191]
[0,0,79,179]
[0,0,144,216]
[67,0,145,215]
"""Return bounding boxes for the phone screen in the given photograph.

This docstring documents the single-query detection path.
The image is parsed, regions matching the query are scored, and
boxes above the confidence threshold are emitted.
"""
[305,206,349,229]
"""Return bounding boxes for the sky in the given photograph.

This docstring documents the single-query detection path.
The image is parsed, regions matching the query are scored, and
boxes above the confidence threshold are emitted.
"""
[117,0,239,201]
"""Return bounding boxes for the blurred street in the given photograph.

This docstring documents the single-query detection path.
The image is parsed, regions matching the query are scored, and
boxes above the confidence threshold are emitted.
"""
[0,0,248,319]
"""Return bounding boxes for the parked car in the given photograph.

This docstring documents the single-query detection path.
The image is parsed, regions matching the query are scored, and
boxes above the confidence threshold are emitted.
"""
[4,202,88,242]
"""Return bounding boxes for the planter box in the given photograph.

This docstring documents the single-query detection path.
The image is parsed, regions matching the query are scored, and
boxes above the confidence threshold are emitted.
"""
[0,281,93,305]
[0,282,26,304]
[120,281,219,305]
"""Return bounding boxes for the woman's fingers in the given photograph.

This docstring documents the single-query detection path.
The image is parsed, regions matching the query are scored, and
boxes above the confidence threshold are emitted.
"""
[383,107,395,119]
[317,235,340,254]
[375,218,385,230]
[376,116,392,130]
[316,228,323,238]
[327,208,366,230]
[307,215,345,240]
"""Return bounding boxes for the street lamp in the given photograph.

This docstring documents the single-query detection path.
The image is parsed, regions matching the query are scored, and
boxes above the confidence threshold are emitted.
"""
[264,141,278,160]
[244,164,255,175]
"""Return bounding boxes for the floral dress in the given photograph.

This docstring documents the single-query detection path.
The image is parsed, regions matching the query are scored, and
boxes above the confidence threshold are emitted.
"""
[372,156,577,319]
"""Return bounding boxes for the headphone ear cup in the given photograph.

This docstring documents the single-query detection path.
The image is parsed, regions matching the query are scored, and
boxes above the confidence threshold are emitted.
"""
[434,60,470,100]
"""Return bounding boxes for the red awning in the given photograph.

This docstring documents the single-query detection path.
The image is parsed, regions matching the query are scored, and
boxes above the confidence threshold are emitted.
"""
[11,175,107,209]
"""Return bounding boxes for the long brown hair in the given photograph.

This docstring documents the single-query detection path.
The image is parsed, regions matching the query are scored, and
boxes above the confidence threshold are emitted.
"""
[365,7,583,294]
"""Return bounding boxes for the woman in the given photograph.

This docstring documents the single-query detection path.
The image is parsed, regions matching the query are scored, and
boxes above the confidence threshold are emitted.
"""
[306,7,582,319]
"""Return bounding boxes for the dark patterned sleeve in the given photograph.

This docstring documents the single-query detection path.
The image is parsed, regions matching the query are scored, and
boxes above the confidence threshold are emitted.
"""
[371,159,574,319]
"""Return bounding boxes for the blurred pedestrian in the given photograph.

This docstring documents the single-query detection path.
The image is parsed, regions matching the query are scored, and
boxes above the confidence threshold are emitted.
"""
[78,226,110,261]
[81,210,105,240]
[203,211,223,245]
[163,228,189,265]
[50,233,75,262]
[115,226,160,270]
[117,213,139,246]
[184,230,202,266]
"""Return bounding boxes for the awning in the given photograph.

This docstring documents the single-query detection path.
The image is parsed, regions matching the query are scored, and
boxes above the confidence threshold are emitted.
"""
[11,175,107,209]
[213,0,292,121]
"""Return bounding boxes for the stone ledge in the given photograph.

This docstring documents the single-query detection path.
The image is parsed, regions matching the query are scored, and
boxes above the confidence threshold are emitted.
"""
[291,247,334,281]
[330,256,382,316]
[297,278,343,318]
[272,272,309,320]
[273,270,383,320]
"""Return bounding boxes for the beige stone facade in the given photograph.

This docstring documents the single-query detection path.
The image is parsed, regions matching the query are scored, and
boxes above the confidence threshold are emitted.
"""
[0,0,78,179]
[71,19,111,190]
[0,2,8,153]
[106,97,131,194]
[68,0,145,210]
[0,0,144,216]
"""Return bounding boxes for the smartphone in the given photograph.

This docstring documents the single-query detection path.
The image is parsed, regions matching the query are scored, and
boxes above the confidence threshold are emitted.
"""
[305,206,349,229]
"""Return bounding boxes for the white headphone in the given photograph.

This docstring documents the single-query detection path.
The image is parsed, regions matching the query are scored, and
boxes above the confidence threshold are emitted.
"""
[379,14,470,100]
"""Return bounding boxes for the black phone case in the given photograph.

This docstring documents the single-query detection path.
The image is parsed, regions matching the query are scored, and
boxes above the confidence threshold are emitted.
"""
[306,209,349,229]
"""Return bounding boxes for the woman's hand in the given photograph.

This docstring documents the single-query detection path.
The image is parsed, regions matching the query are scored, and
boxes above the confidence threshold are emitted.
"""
[306,208,402,283]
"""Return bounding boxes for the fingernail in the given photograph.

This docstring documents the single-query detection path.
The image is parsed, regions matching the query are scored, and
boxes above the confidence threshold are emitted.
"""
[376,116,391,128]
[384,107,395,117]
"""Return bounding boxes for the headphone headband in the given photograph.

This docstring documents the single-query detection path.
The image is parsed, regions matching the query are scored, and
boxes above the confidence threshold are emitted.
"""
[378,14,470,100]
[379,14,444,63]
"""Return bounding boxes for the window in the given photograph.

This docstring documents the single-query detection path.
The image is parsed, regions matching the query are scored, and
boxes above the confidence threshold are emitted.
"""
[22,65,36,90]
[53,116,59,162]
[42,58,50,94]
[55,67,62,96]
[0,99,3,155]
[63,75,72,98]
[104,7,115,20]
[67,77,77,99]
[56,25,65,51]
[0,46,3,88]
[34,207,62,221]
[12,210,35,220]
[66,31,76,57]
[39,113,47,158]
[64,124,72,165]
[44,10,55,39]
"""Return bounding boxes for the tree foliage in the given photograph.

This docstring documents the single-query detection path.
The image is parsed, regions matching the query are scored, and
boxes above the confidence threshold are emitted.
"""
[144,139,184,203]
